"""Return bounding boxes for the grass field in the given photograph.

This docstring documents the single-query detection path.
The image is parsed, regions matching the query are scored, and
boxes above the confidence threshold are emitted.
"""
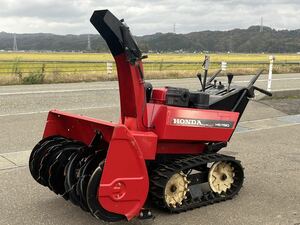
[0,52,299,85]
[1,52,300,62]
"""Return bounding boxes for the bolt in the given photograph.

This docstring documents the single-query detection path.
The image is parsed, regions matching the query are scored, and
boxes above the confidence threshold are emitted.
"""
[221,174,227,181]
[170,185,177,192]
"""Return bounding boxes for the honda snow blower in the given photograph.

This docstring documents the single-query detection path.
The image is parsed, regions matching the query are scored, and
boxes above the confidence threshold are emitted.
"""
[29,10,272,222]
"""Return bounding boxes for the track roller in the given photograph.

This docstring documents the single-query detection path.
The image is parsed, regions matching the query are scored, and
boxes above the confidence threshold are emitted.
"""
[150,154,244,213]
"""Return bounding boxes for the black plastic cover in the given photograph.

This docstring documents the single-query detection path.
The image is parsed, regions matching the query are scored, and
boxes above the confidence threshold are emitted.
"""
[189,92,209,109]
[90,10,141,59]
[166,87,190,107]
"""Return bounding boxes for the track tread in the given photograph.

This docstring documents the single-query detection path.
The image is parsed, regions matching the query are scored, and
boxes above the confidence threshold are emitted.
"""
[149,153,244,213]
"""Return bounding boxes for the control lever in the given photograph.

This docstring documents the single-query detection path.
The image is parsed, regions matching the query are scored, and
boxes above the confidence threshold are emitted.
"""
[248,69,265,88]
[253,86,272,96]
[218,81,224,89]
[207,69,222,84]
[197,73,204,91]
[227,73,234,93]
[214,80,217,88]
[201,55,210,92]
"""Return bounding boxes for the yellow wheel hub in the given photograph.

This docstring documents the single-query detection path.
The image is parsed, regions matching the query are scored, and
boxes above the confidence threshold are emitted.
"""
[208,161,234,194]
[164,172,189,208]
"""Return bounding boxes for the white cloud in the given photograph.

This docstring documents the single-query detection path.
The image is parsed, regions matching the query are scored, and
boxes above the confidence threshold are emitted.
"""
[0,0,299,35]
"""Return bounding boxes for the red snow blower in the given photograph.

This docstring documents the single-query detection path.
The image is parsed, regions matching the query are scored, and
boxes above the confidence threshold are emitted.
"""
[29,10,272,222]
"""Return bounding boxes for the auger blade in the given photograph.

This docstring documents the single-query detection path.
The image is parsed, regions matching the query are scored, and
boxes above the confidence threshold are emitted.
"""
[75,155,95,212]
[76,151,106,211]
[48,148,78,195]
[47,140,86,192]
[29,136,62,166]
[64,149,91,209]
[38,146,64,186]
[30,137,69,185]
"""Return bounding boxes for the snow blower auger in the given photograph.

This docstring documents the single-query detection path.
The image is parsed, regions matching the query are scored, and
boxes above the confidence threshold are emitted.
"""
[29,10,272,222]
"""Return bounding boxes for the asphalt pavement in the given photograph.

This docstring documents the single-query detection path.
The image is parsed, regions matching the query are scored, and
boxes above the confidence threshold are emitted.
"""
[0,73,299,225]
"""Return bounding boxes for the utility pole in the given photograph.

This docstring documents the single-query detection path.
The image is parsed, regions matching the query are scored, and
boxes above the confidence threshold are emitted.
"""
[87,34,91,51]
[173,23,176,33]
[229,35,233,53]
[13,33,18,51]
[260,17,264,32]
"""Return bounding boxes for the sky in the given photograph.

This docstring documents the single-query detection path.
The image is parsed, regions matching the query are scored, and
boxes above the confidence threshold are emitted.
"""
[0,0,299,35]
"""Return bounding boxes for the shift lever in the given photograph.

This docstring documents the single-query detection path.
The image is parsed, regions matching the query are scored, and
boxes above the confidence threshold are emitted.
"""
[227,73,234,92]
[197,73,204,91]
[201,55,210,92]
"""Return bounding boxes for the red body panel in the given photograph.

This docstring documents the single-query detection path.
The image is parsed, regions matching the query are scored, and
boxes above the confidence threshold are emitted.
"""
[131,131,158,160]
[151,88,167,104]
[114,53,148,131]
[43,110,116,144]
[147,104,239,142]
[98,126,149,220]
[43,110,158,160]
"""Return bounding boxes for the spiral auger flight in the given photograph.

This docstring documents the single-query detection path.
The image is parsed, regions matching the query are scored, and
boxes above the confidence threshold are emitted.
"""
[29,135,124,222]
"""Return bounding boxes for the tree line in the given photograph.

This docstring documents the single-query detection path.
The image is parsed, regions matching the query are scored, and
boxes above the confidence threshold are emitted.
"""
[0,26,299,53]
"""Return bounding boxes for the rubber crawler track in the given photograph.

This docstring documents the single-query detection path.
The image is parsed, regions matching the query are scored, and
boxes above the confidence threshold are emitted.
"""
[149,153,244,213]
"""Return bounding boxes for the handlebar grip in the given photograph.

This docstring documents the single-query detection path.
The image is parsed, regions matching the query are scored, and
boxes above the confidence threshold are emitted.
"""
[254,86,272,97]
[248,69,265,87]
[207,69,222,84]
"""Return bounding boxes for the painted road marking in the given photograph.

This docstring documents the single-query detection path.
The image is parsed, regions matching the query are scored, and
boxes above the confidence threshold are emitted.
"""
[0,77,299,96]
[0,105,119,117]
[0,114,299,171]
[0,87,118,96]
[0,155,17,170]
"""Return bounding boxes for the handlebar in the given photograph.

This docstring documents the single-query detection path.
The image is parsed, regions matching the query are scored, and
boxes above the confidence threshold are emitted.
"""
[207,69,222,84]
[253,86,272,97]
[246,69,272,97]
[248,69,265,88]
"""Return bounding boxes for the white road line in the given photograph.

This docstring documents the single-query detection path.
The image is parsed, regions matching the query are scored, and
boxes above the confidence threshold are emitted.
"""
[0,77,299,96]
[0,87,118,96]
[0,105,119,117]
[236,122,300,134]
[234,77,300,83]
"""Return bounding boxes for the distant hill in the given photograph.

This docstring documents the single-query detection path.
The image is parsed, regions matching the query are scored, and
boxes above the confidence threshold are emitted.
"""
[1,26,300,53]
